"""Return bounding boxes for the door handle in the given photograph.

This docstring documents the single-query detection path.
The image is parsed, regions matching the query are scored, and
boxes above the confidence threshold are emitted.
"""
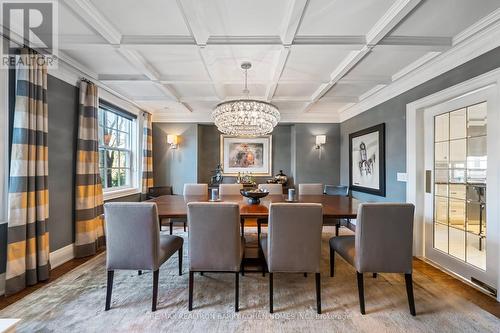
[426,170,432,194]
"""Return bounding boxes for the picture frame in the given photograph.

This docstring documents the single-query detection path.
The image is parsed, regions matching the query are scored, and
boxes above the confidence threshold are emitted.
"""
[220,135,272,176]
[349,123,386,196]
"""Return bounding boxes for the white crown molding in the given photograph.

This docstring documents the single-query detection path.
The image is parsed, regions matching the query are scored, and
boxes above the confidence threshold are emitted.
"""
[340,16,500,122]
[391,51,441,81]
[453,8,500,45]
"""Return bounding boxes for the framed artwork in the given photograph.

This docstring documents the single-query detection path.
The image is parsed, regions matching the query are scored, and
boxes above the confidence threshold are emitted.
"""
[220,135,272,176]
[349,123,386,196]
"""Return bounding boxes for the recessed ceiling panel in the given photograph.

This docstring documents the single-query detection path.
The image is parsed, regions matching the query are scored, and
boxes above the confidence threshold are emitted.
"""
[203,45,282,82]
[127,45,210,81]
[309,101,352,113]
[89,0,190,35]
[106,81,170,99]
[172,84,217,98]
[59,3,103,36]
[299,0,396,36]
[344,45,429,79]
[223,83,267,99]
[62,46,142,75]
[391,0,500,37]
[281,45,356,81]
[195,0,290,36]
[324,82,375,98]
[274,82,319,98]
[273,101,308,114]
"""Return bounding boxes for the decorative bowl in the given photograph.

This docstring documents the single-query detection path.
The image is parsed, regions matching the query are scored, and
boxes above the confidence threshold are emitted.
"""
[240,189,269,204]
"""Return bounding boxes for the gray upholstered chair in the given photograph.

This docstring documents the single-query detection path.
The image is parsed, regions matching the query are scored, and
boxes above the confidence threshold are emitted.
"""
[298,183,323,195]
[104,202,184,312]
[187,202,245,312]
[260,203,323,314]
[183,183,208,196]
[323,185,350,236]
[329,203,416,315]
[257,183,283,195]
[219,183,243,196]
[324,185,349,196]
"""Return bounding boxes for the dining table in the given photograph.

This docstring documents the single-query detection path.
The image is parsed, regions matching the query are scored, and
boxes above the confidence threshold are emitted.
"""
[148,194,360,220]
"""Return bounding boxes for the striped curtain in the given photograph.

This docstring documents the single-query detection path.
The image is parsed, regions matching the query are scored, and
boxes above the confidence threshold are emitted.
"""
[142,112,153,193]
[5,49,50,295]
[74,80,105,258]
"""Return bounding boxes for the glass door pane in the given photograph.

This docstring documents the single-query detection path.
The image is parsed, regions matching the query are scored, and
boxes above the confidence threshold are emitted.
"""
[433,102,487,270]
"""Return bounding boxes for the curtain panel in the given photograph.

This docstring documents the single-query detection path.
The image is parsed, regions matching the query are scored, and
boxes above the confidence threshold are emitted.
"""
[74,80,105,258]
[142,112,153,193]
[5,49,50,295]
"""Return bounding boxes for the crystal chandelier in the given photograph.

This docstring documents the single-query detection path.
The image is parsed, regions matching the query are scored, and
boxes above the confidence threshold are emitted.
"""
[212,62,280,136]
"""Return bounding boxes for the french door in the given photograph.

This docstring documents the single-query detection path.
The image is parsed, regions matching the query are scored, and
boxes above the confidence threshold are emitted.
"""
[423,86,499,295]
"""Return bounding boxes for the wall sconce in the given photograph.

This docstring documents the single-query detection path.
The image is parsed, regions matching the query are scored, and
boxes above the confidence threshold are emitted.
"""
[315,135,326,149]
[167,134,178,149]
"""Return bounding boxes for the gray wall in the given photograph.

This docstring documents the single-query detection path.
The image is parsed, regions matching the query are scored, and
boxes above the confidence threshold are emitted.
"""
[340,46,500,202]
[152,123,198,194]
[47,76,79,250]
[292,123,340,186]
[153,123,340,190]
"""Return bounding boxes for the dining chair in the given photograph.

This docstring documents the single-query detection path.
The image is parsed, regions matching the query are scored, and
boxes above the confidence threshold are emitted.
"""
[298,183,324,195]
[183,183,208,196]
[324,185,349,196]
[219,183,244,196]
[257,183,283,195]
[146,186,173,199]
[187,202,245,312]
[104,202,184,312]
[256,184,283,242]
[323,185,349,236]
[260,203,323,314]
[329,203,416,316]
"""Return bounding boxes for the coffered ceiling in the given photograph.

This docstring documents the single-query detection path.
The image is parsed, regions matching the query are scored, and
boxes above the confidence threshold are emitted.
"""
[54,0,500,122]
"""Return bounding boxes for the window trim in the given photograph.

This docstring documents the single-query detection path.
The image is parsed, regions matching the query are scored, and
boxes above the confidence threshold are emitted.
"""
[98,100,141,201]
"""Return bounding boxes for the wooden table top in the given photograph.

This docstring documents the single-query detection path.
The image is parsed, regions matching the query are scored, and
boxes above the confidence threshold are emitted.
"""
[148,194,359,219]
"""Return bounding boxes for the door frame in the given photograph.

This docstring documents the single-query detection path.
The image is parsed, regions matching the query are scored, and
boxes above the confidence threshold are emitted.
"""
[406,68,500,301]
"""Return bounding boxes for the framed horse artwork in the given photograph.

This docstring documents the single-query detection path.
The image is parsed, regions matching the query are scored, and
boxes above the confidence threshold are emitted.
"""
[349,123,386,196]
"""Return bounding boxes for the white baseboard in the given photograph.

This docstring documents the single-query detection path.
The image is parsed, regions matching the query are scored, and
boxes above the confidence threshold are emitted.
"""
[49,243,75,269]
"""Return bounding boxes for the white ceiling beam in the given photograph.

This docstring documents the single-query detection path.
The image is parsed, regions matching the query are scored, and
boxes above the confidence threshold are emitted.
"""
[281,0,309,45]
[365,0,422,46]
[293,35,365,46]
[265,47,291,101]
[305,0,422,112]
[198,47,225,100]
[206,36,282,45]
[337,75,392,85]
[62,0,122,45]
[176,0,210,45]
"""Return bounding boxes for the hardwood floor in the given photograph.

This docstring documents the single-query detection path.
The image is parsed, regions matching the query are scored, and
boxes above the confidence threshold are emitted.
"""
[0,239,498,319]
[0,250,104,311]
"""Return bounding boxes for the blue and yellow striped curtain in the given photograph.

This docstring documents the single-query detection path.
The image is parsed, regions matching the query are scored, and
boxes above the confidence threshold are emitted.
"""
[142,112,153,193]
[6,49,50,295]
[74,80,105,258]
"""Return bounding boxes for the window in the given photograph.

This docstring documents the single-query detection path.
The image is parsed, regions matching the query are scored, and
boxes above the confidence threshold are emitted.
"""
[98,102,135,190]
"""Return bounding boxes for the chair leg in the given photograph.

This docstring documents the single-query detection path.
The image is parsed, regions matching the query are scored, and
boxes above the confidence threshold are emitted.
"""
[138,270,142,276]
[269,272,274,313]
[169,221,173,235]
[183,221,186,232]
[405,273,416,316]
[235,272,239,312]
[315,272,321,314]
[335,222,340,236]
[188,271,194,311]
[240,220,244,237]
[152,269,159,312]
[105,270,114,311]
[373,273,377,278]
[330,248,335,277]
[200,272,204,276]
[241,256,245,276]
[304,272,307,278]
[356,271,365,315]
[178,247,183,276]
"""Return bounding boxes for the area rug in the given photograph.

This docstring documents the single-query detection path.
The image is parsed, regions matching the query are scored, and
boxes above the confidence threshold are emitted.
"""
[1,229,498,332]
